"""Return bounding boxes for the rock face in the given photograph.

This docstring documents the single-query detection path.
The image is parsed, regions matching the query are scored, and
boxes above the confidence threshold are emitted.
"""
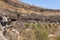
[0,0,60,40]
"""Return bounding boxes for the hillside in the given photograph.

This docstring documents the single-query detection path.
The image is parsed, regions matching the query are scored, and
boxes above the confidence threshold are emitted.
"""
[0,0,60,40]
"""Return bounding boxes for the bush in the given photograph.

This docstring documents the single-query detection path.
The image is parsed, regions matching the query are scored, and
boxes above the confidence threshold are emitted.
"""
[24,23,49,40]
[34,24,49,40]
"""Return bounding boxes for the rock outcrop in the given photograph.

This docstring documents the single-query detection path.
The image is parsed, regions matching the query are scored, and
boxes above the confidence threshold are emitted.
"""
[0,0,60,40]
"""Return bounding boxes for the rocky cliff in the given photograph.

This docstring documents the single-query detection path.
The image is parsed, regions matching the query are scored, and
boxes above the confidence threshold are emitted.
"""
[0,0,60,40]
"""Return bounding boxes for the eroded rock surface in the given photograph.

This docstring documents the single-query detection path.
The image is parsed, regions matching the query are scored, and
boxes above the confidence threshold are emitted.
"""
[0,0,60,40]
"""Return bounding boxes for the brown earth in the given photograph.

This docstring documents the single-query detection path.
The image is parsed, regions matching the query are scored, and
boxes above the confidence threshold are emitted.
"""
[0,0,60,40]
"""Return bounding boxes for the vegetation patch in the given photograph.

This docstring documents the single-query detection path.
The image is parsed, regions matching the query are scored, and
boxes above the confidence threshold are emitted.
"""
[25,23,49,40]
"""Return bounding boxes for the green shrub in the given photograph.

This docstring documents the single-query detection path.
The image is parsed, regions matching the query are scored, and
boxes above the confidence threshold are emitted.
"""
[34,24,48,40]
[35,31,48,40]
[25,23,49,40]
